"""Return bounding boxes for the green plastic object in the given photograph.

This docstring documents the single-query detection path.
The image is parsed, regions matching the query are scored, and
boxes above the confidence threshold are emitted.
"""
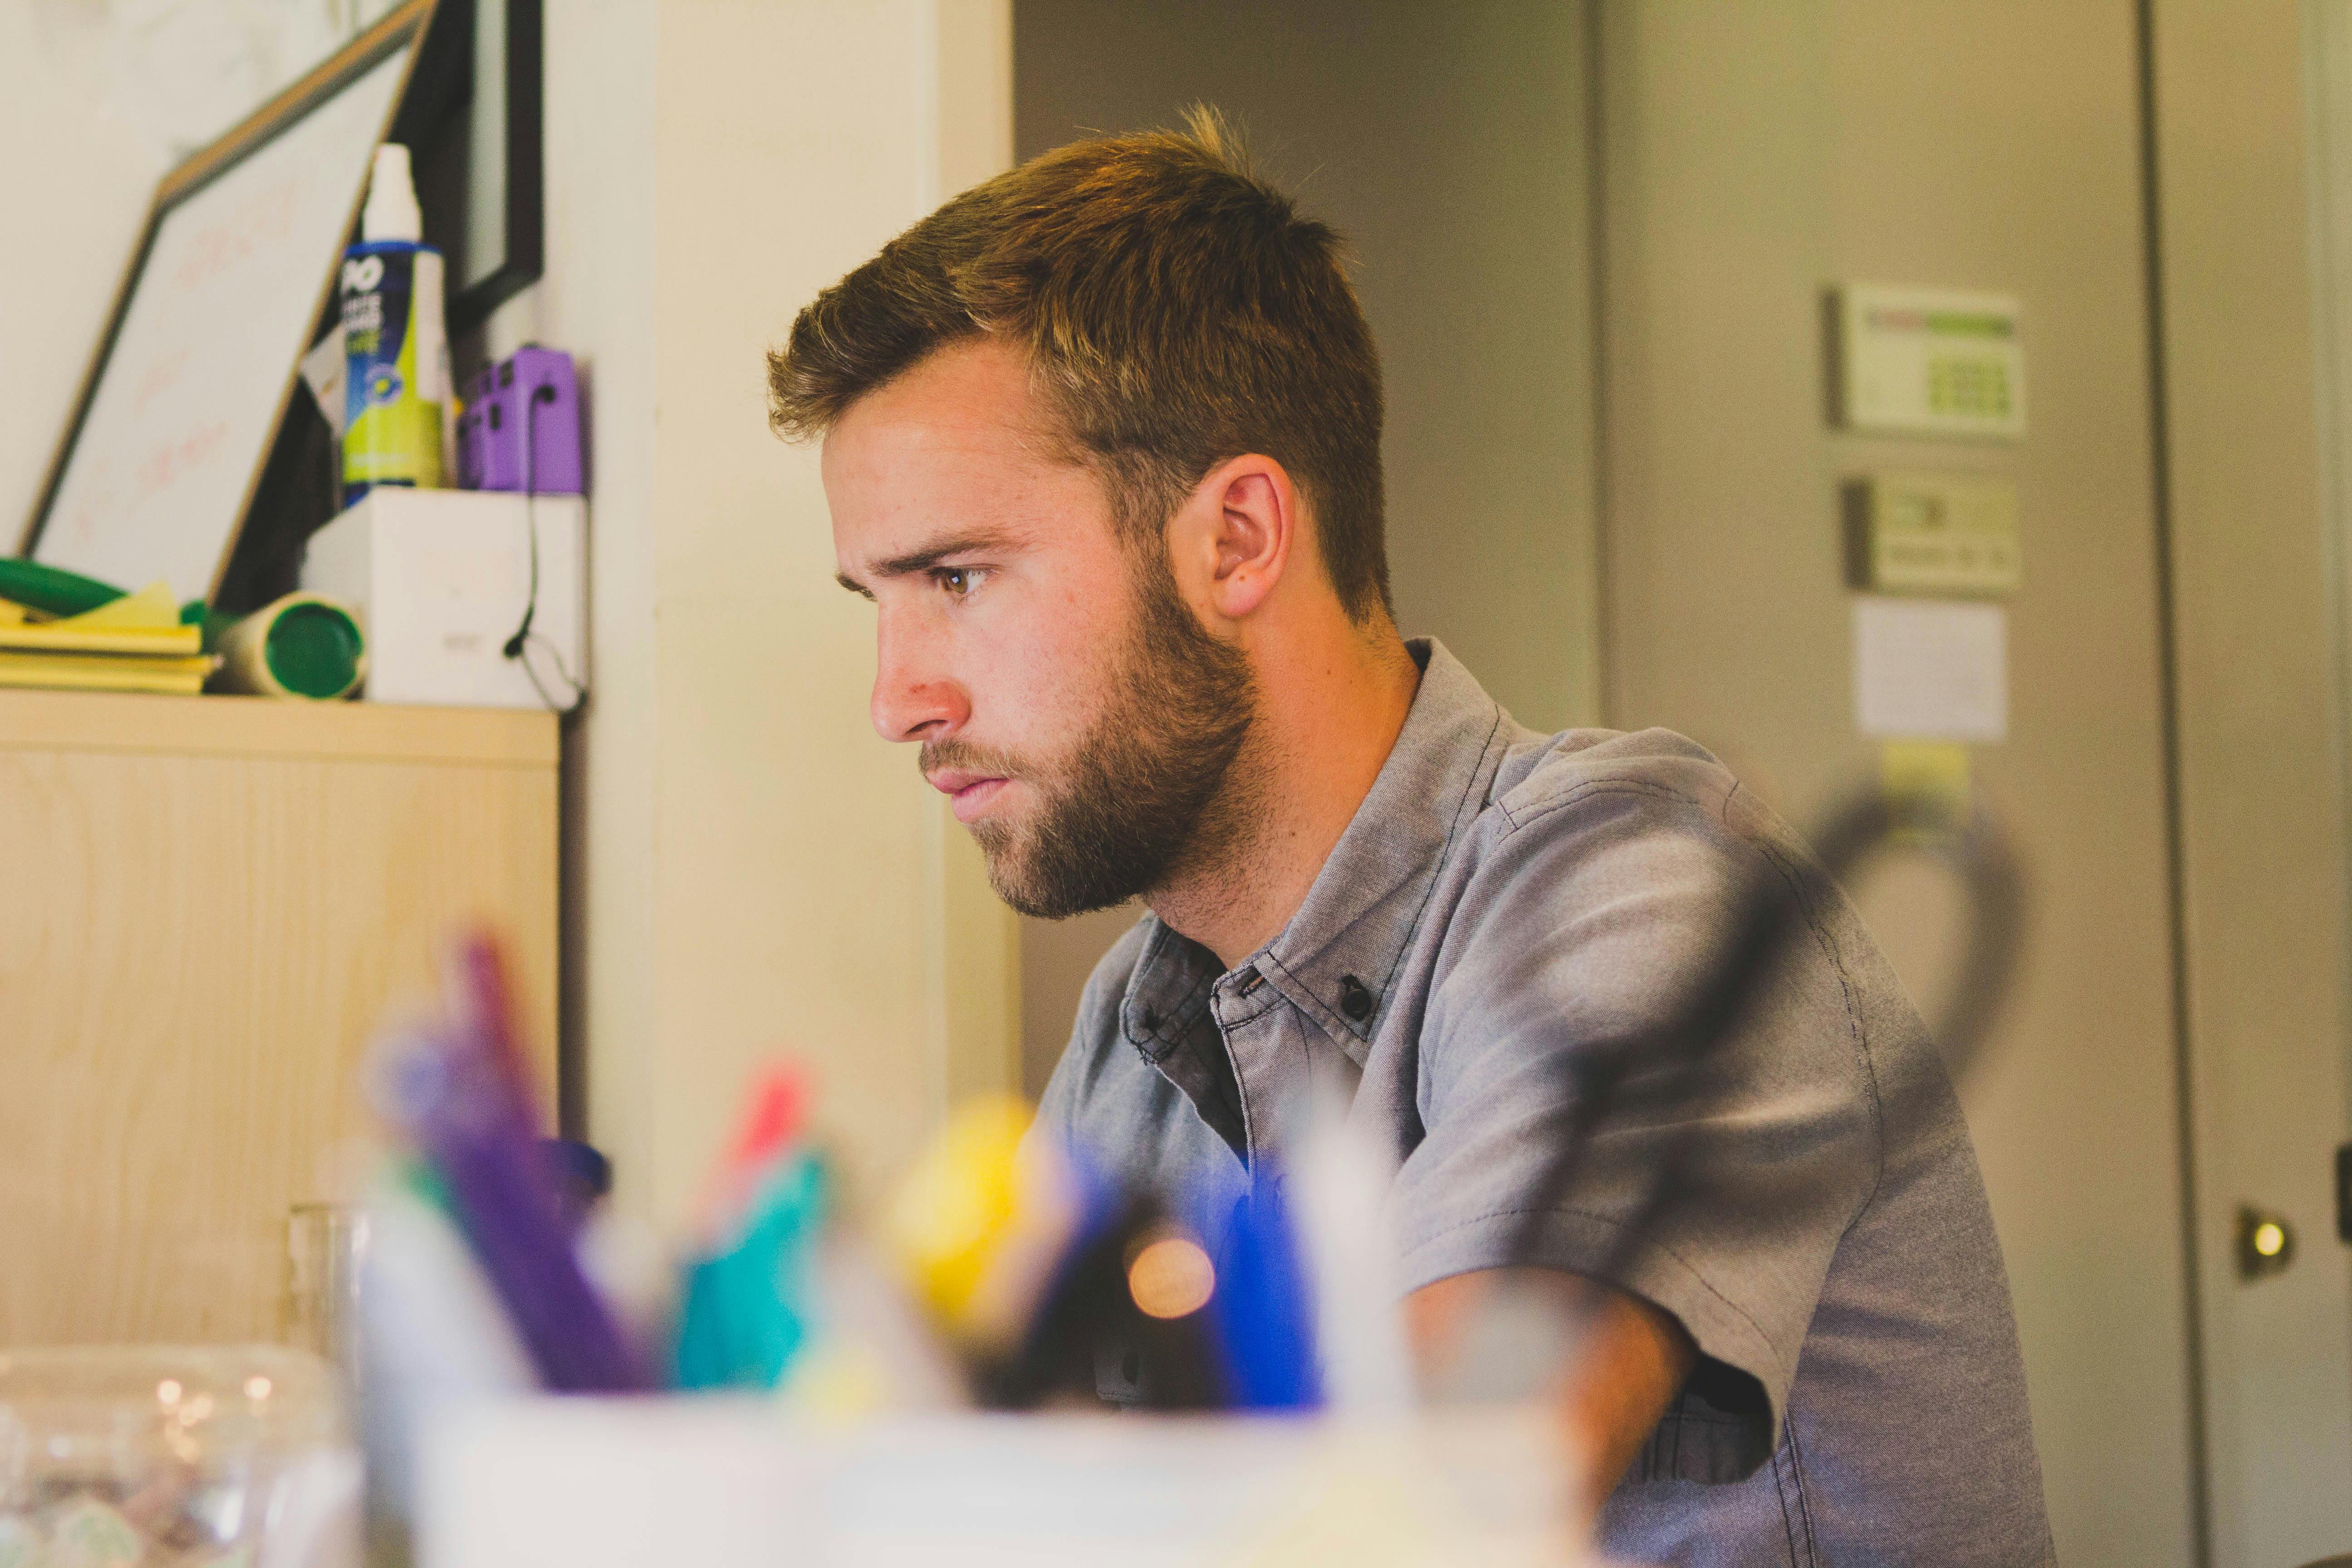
[262,602,365,699]
[0,559,127,618]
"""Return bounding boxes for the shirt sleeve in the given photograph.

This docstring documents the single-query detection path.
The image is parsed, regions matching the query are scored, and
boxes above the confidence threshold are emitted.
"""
[1387,776,1881,1481]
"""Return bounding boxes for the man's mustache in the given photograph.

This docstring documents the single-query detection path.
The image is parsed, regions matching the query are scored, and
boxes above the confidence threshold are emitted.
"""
[919,737,1028,782]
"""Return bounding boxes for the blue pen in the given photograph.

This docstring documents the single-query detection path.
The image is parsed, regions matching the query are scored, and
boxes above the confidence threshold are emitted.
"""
[1204,1176,1323,1410]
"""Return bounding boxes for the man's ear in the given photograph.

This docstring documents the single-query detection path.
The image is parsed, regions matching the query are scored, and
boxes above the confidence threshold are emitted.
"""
[1171,454,1297,624]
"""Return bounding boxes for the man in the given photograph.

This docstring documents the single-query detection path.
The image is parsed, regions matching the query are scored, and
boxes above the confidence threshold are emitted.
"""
[772,116,2052,1564]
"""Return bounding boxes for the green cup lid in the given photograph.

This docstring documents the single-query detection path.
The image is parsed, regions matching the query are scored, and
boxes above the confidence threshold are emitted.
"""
[263,602,363,699]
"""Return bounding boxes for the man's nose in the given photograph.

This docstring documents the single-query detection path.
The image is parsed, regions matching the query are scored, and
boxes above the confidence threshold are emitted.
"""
[871,616,970,744]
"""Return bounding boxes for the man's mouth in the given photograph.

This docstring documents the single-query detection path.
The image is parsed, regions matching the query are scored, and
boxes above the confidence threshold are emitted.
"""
[926,768,1012,824]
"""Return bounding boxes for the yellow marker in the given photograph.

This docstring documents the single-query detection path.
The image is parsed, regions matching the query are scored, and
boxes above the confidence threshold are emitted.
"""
[883,1095,1080,1348]
[884,1096,1029,1323]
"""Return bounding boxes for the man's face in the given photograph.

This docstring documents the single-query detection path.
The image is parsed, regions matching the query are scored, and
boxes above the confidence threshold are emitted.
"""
[824,338,1256,917]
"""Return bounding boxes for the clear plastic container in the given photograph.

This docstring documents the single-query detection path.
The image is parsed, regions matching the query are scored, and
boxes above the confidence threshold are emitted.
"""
[0,1344,361,1567]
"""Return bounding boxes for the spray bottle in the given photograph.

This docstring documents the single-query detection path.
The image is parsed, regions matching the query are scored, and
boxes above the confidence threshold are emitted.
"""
[340,144,451,505]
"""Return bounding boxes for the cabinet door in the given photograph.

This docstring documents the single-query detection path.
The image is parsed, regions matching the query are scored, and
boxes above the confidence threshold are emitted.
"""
[0,712,556,1346]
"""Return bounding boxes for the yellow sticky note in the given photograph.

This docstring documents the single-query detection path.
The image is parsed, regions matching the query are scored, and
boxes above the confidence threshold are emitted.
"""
[1881,741,1970,844]
[61,581,181,632]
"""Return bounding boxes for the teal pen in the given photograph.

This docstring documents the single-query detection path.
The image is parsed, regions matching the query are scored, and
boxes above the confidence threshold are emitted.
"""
[674,1152,828,1391]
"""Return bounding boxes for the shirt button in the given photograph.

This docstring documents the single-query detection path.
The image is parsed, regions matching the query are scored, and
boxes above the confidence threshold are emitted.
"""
[1338,974,1374,1022]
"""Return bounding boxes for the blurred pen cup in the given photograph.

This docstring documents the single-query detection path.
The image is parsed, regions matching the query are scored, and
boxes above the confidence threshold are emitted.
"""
[418,1400,1574,1568]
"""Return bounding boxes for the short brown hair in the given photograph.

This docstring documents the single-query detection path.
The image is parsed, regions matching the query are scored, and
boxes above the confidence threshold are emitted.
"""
[769,110,1391,622]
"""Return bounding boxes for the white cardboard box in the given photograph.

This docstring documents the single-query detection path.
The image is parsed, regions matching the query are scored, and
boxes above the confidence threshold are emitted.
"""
[301,488,585,709]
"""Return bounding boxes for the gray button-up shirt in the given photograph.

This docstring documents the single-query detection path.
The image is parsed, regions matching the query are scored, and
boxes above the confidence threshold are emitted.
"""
[1039,640,2053,1566]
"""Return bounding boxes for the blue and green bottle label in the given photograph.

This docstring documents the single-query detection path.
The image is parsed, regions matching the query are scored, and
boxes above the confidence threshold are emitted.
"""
[340,241,443,503]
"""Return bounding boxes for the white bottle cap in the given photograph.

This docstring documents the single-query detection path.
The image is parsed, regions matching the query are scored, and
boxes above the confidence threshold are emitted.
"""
[363,143,422,243]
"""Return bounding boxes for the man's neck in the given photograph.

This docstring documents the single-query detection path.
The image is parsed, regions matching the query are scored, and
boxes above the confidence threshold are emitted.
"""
[1149,626,1422,970]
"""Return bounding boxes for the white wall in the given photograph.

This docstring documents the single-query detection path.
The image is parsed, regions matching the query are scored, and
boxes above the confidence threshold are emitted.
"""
[485,0,1020,1226]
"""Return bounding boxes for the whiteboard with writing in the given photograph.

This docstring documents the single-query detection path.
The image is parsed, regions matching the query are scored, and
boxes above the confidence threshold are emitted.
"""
[32,45,410,603]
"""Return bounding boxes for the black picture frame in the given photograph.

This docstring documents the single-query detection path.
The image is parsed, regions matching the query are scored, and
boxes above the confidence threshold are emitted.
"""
[469,0,546,333]
[401,0,544,337]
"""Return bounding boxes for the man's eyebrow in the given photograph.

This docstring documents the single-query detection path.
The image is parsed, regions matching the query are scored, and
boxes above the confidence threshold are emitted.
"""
[836,529,1019,596]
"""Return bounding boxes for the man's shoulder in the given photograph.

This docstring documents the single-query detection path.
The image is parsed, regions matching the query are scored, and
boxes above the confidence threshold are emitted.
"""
[1462,725,1814,895]
[1488,724,1747,832]
[1433,721,1878,1055]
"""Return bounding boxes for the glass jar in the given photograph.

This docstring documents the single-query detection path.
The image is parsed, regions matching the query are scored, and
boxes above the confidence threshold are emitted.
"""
[0,1344,360,1567]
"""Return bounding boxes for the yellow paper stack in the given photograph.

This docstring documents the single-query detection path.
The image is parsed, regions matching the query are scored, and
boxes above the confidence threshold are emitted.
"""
[0,583,216,695]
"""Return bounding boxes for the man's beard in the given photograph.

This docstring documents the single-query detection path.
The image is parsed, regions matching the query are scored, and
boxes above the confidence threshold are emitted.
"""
[921,554,1259,920]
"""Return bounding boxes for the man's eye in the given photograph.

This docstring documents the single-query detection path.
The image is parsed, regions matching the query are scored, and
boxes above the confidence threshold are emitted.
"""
[935,567,982,598]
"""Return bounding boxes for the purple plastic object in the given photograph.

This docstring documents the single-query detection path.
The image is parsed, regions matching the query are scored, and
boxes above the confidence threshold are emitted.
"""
[456,345,583,494]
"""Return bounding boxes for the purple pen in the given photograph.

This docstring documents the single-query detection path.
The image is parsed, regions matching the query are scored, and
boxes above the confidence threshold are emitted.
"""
[377,931,650,1393]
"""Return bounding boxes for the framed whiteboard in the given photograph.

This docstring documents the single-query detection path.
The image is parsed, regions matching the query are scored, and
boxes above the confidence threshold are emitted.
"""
[19,2,437,605]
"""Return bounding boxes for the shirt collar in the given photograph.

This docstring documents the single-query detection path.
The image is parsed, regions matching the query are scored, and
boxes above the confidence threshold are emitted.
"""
[1119,638,1510,1067]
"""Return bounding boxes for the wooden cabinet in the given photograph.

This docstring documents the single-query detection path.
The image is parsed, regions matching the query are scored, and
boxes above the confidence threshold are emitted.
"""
[0,691,558,1346]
